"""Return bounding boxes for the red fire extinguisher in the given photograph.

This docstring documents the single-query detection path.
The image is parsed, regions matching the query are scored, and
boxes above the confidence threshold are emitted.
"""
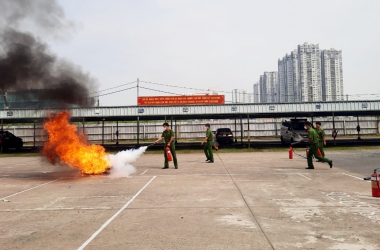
[371,168,380,197]
[166,147,173,162]
[317,148,322,157]
[289,146,293,159]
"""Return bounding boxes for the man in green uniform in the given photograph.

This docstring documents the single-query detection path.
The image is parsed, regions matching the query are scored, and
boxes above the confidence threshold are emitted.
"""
[154,122,178,169]
[315,121,326,158]
[302,121,332,169]
[201,123,214,163]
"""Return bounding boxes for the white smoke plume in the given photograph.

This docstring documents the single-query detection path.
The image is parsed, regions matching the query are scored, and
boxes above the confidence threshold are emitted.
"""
[108,146,147,178]
[293,134,303,142]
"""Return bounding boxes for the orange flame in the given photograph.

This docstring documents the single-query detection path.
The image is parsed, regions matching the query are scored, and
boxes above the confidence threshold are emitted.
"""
[42,111,110,174]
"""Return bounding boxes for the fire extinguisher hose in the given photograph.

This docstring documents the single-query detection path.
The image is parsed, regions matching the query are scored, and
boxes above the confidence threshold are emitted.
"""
[292,148,307,159]
[292,143,321,161]
[292,147,319,161]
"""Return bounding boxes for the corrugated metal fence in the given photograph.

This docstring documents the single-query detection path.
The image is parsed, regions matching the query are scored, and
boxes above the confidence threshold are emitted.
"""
[3,116,379,143]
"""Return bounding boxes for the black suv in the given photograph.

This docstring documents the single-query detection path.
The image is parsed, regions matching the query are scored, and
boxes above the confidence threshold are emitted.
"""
[0,130,23,152]
[215,128,233,144]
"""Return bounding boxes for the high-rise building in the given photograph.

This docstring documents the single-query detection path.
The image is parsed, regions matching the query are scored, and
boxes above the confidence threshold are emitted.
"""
[232,89,253,103]
[321,49,344,101]
[278,59,286,102]
[298,43,322,102]
[277,42,343,103]
[253,82,260,103]
[238,89,252,103]
[259,75,264,102]
[259,72,278,103]
[278,50,299,102]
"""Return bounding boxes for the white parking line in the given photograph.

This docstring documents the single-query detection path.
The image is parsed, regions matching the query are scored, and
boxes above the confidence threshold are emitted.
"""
[342,173,368,181]
[0,178,62,201]
[140,170,148,175]
[77,175,157,250]
[297,173,311,180]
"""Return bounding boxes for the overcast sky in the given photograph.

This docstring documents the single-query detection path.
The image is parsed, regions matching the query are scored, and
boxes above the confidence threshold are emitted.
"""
[46,0,380,106]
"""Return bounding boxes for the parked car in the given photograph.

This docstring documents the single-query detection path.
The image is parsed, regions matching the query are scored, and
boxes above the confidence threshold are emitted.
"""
[280,119,310,145]
[0,130,23,152]
[215,128,233,144]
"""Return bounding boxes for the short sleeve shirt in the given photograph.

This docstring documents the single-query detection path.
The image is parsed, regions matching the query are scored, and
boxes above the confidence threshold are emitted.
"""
[162,130,174,143]
[316,128,325,142]
[206,129,213,141]
[308,128,318,145]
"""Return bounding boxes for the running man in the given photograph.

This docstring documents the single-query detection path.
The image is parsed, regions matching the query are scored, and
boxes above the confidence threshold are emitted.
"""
[315,121,326,157]
[302,121,332,169]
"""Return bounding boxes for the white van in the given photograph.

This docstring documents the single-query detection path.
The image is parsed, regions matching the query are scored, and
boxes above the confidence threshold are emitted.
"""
[280,119,310,145]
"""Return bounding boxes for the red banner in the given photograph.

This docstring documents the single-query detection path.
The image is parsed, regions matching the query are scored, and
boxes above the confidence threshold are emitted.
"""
[137,95,225,106]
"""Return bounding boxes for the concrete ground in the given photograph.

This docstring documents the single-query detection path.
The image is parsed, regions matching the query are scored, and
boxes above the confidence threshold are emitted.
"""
[0,150,379,250]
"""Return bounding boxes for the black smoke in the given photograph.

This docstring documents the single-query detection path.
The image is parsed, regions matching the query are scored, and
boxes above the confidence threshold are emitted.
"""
[0,0,97,107]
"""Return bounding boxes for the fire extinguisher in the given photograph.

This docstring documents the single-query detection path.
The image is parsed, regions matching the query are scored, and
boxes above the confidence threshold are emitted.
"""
[371,168,380,197]
[166,147,173,162]
[317,148,322,157]
[306,147,309,157]
[289,146,293,159]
